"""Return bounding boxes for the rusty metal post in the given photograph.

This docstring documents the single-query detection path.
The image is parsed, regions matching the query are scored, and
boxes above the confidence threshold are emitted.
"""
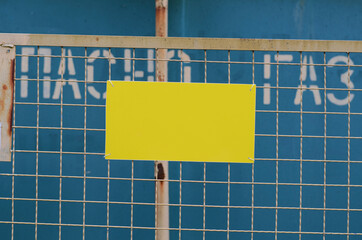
[0,44,15,161]
[155,0,169,240]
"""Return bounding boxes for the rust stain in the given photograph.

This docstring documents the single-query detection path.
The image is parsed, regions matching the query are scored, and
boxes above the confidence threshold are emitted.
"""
[155,7,167,37]
[2,84,7,90]
[157,72,166,82]
[156,162,165,189]
[155,0,167,84]
[0,92,4,111]
[8,59,14,136]
[157,163,165,180]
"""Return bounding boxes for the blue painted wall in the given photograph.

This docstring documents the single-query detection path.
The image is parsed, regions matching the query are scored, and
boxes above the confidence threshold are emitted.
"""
[1,0,361,39]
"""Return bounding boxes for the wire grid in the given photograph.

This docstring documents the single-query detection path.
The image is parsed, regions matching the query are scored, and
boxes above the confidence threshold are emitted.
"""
[0,36,361,240]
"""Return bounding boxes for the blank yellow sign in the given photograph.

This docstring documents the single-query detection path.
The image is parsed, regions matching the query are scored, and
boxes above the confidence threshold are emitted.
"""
[105,81,255,163]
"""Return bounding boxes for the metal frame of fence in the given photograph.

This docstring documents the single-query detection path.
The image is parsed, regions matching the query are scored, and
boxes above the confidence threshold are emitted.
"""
[0,34,361,240]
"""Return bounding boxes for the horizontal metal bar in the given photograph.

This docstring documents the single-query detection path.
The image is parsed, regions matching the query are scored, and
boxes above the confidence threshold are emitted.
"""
[14,78,362,93]
[0,220,360,235]
[256,157,361,163]
[13,126,104,132]
[256,110,362,116]
[8,149,362,164]
[15,126,102,132]
[14,126,362,139]
[256,133,362,140]
[12,103,362,115]
[1,34,362,52]
[14,102,105,108]
[10,149,362,164]
[1,197,362,212]
[2,172,362,188]
[12,149,104,155]
[15,53,362,68]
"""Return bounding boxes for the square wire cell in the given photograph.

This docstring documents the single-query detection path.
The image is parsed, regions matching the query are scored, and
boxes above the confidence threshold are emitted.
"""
[0,34,360,240]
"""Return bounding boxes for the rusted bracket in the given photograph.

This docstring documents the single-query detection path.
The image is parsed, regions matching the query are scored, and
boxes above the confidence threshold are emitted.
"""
[0,44,15,161]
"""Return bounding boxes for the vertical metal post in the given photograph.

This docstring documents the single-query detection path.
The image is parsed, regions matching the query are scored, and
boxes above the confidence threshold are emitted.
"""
[155,0,169,240]
[0,44,15,162]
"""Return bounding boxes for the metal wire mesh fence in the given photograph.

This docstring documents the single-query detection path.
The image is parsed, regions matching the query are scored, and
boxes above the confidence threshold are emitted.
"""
[0,34,361,240]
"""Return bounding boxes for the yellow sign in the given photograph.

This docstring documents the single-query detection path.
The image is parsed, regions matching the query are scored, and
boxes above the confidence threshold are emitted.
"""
[105,81,255,163]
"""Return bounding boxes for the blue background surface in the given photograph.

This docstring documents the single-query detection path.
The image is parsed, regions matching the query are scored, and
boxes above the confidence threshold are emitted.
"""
[0,1,361,239]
